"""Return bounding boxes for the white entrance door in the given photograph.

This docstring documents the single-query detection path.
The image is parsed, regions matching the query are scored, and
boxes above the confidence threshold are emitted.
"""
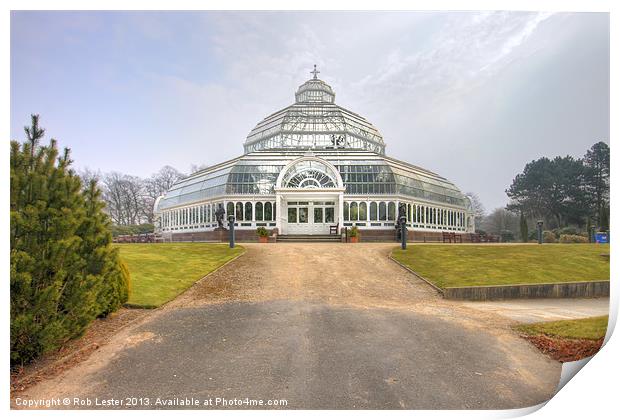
[286,201,336,234]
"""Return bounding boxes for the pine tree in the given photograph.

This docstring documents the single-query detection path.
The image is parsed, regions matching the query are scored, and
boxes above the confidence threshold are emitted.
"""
[599,205,610,232]
[78,179,130,316]
[11,115,130,365]
[519,212,528,243]
[583,142,610,227]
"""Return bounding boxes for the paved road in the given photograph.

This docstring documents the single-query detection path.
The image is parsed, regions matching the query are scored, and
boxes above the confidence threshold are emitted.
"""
[462,298,609,324]
[21,243,561,409]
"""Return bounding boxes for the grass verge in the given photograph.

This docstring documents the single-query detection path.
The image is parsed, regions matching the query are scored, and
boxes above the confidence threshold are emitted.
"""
[514,316,608,362]
[515,315,608,340]
[116,243,244,308]
[391,244,609,288]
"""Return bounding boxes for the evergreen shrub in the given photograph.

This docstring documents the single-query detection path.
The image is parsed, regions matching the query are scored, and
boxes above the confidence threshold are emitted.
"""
[10,115,130,364]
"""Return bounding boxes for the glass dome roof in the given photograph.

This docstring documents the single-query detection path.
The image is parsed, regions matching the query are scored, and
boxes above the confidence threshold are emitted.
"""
[244,69,385,155]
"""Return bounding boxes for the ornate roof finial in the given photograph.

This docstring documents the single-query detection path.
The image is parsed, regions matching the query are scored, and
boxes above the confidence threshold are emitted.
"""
[310,64,320,80]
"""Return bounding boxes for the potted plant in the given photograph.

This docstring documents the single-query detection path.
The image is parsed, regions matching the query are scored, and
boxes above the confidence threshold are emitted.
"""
[256,226,269,243]
[349,226,360,243]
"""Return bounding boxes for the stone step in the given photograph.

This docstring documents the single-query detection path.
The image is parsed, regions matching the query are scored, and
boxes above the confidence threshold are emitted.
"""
[277,234,341,243]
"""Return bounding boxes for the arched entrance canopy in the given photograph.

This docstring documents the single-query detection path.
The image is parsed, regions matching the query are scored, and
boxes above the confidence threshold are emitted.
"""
[276,156,344,190]
[275,156,345,235]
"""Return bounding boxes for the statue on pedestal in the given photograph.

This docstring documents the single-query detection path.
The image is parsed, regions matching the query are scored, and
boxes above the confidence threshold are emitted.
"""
[215,204,226,229]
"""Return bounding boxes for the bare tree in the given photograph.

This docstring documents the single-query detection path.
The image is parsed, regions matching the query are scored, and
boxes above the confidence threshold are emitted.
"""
[465,192,486,229]
[142,166,185,223]
[101,173,145,225]
[99,166,184,226]
[480,208,520,236]
[101,172,127,225]
[189,163,208,173]
[122,175,145,225]
[78,167,101,186]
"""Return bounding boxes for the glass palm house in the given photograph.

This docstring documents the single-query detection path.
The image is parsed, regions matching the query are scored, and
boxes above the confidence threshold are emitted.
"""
[154,68,475,240]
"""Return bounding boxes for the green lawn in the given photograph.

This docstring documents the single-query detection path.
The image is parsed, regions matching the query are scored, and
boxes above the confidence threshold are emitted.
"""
[391,244,610,288]
[516,316,609,340]
[116,243,244,308]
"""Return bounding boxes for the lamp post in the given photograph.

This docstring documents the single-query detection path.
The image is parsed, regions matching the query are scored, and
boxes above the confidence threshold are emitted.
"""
[536,220,544,244]
[228,215,235,248]
[399,215,407,250]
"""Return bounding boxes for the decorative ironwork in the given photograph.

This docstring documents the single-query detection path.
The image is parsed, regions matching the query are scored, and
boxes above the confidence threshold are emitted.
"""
[280,158,341,190]
[285,169,336,189]
[310,64,320,79]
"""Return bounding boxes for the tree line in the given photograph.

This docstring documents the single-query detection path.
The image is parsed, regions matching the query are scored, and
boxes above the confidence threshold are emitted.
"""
[79,165,186,228]
[475,142,609,241]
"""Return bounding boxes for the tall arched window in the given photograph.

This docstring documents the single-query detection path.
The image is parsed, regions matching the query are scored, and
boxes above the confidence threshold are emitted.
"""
[255,202,263,221]
[344,202,350,221]
[388,202,396,221]
[227,202,234,218]
[245,202,253,221]
[265,202,273,221]
[350,202,358,221]
[235,202,243,221]
[359,202,367,221]
[379,202,387,221]
[370,202,378,220]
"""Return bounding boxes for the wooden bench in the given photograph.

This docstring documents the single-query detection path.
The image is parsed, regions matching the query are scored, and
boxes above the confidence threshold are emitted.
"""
[330,222,339,235]
[442,232,464,243]
[468,233,481,243]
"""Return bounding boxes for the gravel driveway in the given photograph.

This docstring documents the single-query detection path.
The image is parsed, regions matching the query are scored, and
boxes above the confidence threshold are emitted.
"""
[17,243,561,409]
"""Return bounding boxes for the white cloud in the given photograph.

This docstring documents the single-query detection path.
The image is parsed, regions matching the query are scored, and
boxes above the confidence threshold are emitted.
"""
[13,11,606,210]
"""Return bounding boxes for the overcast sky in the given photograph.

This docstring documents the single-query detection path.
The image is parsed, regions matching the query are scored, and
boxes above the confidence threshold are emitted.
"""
[10,11,609,211]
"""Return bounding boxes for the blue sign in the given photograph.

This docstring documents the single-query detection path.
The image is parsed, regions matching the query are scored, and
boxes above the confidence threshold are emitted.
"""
[595,232,609,244]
